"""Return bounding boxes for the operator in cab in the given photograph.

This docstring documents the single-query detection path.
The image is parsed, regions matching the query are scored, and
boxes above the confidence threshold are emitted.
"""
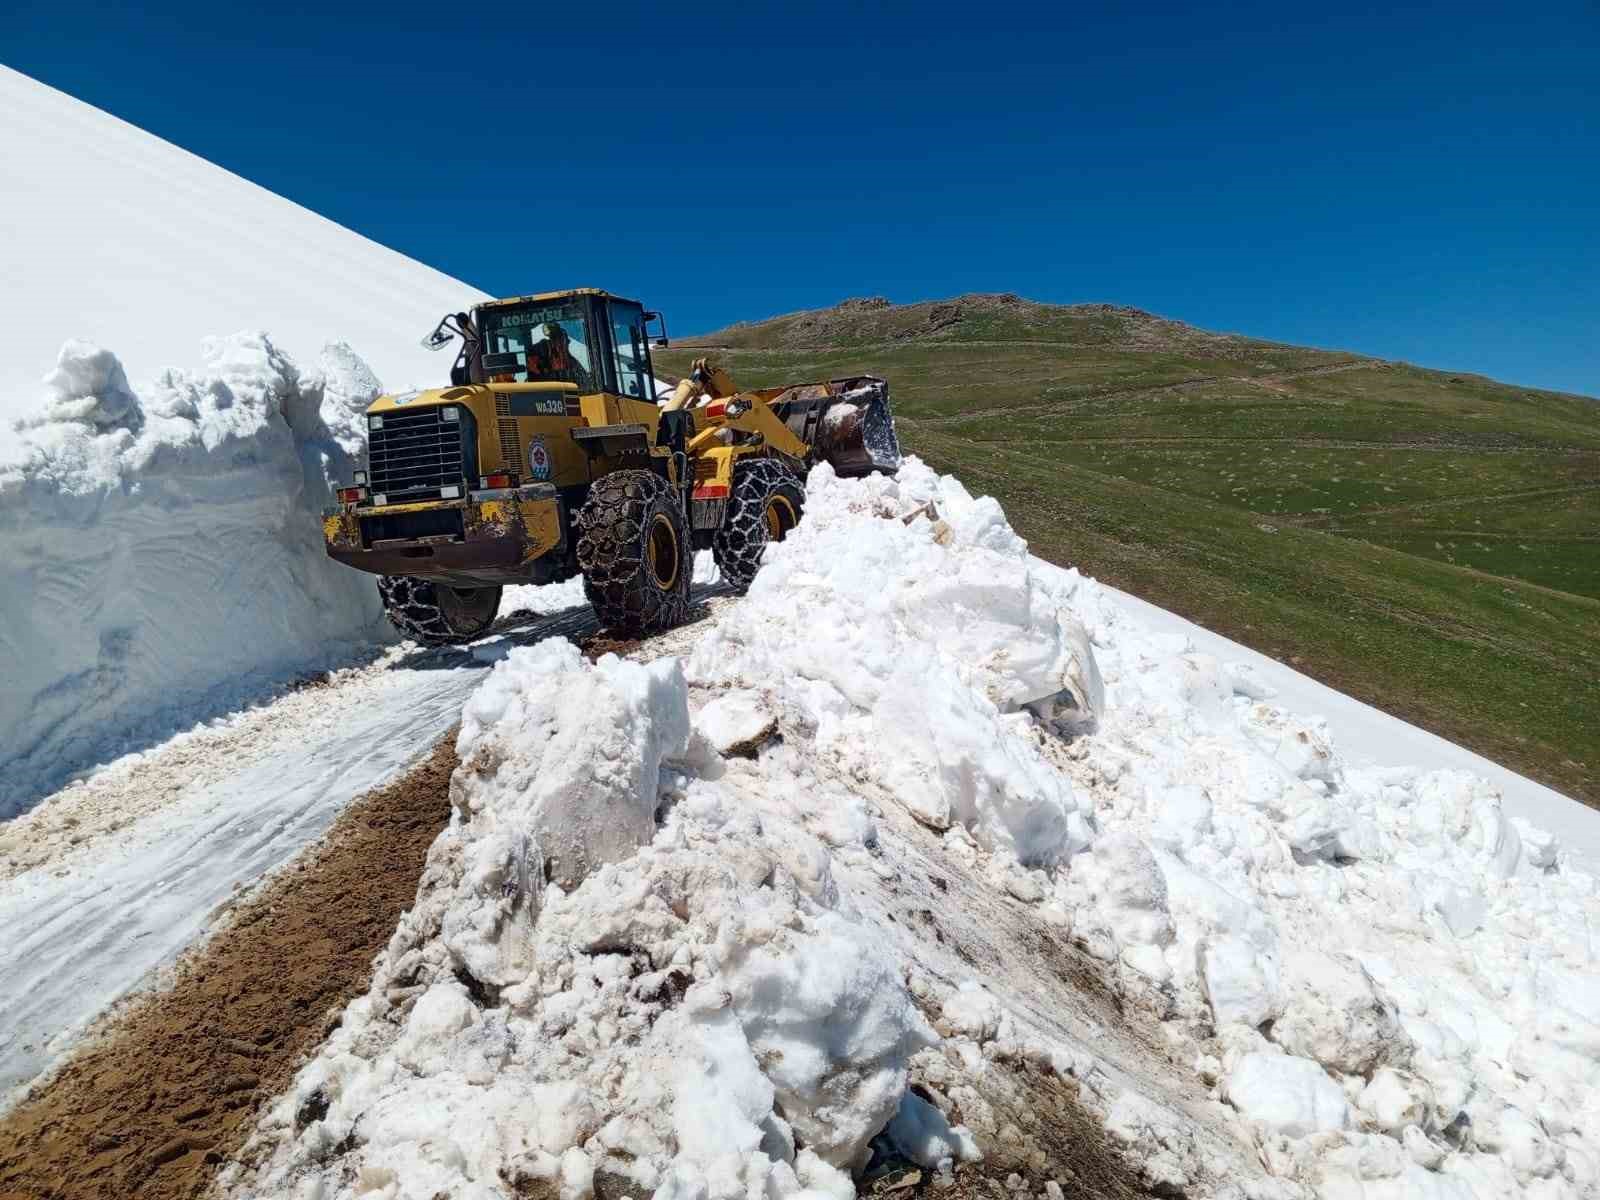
[527,322,592,391]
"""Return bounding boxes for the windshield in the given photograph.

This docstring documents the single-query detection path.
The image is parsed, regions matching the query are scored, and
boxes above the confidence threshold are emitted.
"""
[478,302,594,389]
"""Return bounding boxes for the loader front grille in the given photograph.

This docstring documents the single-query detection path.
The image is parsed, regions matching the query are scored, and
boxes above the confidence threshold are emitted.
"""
[367,407,467,501]
[494,393,520,470]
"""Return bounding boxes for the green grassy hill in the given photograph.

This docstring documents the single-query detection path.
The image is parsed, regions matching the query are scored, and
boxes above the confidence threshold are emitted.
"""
[655,294,1600,807]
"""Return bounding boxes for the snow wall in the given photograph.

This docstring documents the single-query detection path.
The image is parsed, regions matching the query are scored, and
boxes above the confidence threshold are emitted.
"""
[0,334,391,812]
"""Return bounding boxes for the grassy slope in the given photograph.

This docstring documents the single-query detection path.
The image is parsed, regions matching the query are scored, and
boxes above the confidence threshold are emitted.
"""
[656,295,1600,806]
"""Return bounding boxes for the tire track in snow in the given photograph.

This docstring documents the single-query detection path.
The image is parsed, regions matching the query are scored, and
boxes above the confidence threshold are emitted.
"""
[0,593,735,1195]
[0,738,459,1200]
[0,593,724,1111]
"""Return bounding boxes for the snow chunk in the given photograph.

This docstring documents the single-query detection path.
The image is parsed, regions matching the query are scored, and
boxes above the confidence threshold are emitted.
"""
[697,689,776,755]
[31,339,143,432]
[1150,784,1213,855]
[1357,1067,1431,1134]
[885,1092,980,1169]
[721,909,937,1168]
[1060,834,1173,975]
[455,640,690,894]
[1269,950,1407,1076]
[940,982,1002,1042]
[1224,1052,1350,1137]
[395,980,477,1073]
[1198,934,1282,1029]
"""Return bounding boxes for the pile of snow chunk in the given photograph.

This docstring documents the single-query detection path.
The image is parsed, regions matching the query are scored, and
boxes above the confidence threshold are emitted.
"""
[1029,560,1600,1196]
[0,334,389,810]
[227,459,1114,1200]
[686,461,1101,867]
[228,638,938,1200]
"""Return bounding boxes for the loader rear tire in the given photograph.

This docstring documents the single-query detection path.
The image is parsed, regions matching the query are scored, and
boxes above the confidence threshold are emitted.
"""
[377,576,502,646]
[714,458,805,593]
[576,470,692,636]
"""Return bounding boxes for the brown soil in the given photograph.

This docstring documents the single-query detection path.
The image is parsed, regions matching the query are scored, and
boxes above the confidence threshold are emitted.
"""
[579,631,646,660]
[922,1058,1154,1199]
[0,735,458,1200]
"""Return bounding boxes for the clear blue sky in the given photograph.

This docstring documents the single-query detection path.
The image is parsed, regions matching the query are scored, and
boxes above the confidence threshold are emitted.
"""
[7,0,1597,395]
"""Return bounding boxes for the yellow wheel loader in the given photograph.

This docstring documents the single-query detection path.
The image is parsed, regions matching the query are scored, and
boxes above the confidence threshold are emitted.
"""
[322,288,900,644]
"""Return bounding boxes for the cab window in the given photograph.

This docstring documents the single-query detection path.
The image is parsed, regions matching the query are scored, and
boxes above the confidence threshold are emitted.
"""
[479,303,594,390]
[609,301,649,399]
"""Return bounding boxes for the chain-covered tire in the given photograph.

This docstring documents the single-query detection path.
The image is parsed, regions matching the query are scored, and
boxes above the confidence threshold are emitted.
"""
[377,576,502,646]
[714,458,805,593]
[575,470,692,636]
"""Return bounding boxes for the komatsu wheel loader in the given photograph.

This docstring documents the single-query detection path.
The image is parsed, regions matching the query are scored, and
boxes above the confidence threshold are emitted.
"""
[322,288,900,644]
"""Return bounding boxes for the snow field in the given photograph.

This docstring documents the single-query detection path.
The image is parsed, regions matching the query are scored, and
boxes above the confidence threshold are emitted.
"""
[226,458,1597,1200]
[1,334,392,810]
[0,65,486,422]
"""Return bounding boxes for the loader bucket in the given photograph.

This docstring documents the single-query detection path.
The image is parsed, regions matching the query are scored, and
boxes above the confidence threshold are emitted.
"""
[770,376,902,477]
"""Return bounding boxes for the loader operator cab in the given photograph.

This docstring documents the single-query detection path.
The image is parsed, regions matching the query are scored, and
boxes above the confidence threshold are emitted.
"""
[431,289,659,400]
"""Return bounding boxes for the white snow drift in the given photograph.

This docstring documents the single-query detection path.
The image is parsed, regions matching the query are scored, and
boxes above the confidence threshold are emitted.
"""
[0,64,485,422]
[0,334,390,811]
[227,459,1600,1200]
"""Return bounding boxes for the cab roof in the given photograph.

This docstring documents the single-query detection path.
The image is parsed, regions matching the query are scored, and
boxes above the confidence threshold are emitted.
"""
[477,288,643,310]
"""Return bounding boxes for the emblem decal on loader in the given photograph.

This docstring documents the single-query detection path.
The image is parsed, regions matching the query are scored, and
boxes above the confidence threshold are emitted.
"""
[528,436,551,481]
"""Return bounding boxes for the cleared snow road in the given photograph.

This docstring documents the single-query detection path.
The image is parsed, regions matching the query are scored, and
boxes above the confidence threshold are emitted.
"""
[0,601,603,1107]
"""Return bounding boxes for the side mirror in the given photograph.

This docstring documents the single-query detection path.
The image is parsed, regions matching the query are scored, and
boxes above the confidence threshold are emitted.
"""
[422,313,461,351]
[644,309,670,351]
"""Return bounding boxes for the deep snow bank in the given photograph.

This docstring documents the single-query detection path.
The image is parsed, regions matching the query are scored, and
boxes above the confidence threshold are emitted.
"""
[228,460,1599,1200]
[0,335,389,810]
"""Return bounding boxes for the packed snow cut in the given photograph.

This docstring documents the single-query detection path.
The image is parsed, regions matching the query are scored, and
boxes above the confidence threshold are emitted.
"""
[1,334,391,811]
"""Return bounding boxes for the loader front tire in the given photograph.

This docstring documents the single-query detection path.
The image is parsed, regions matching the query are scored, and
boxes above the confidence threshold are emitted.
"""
[576,470,692,636]
[377,576,502,646]
[714,458,805,593]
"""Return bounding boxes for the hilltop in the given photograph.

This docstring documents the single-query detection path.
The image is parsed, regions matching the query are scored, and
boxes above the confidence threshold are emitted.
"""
[701,293,1255,353]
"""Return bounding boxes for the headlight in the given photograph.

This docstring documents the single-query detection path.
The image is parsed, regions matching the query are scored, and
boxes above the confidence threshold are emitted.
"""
[369,415,384,431]
[441,407,460,423]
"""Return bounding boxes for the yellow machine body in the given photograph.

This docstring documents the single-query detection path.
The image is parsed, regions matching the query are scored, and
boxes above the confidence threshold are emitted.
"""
[322,288,896,592]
